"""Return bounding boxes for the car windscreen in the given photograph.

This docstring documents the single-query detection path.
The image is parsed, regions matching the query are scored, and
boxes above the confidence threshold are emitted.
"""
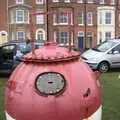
[92,41,118,52]
[17,43,43,54]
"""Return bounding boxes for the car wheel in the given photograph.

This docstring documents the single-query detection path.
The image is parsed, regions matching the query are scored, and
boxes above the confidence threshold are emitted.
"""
[98,62,109,73]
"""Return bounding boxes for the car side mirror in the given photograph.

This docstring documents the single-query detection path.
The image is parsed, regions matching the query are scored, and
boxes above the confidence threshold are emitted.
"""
[113,51,119,54]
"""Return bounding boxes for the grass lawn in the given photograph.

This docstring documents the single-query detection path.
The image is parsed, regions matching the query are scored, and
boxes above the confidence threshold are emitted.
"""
[101,71,120,120]
[0,77,7,120]
[0,71,120,120]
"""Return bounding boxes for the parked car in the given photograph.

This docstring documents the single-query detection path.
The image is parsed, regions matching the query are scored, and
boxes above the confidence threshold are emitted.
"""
[0,40,44,75]
[81,39,120,72]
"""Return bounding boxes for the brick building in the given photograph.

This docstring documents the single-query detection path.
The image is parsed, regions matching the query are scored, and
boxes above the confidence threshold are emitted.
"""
[0,0,120,49]
[8,0,47,41]
[48,0,98,49]
[0,0,8,43]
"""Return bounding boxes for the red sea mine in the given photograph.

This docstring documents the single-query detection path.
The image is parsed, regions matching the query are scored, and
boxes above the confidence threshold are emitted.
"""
[4,42,102,120]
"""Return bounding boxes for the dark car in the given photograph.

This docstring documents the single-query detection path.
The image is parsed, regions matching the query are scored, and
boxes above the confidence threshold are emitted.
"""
[0,40,44,75]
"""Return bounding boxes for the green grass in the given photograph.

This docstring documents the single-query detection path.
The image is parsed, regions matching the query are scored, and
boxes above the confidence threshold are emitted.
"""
[0,78,7,120]
[101,72,120,120]
[0,71,120,120]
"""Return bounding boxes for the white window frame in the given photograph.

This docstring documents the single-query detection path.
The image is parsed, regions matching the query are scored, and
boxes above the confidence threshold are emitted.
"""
[65,0,70,3]
[105,12,111,25]
[100,0,104,4]
[16,10,24,23]
[16,0,24,4]
[110,0,115,5]
[87,12,93,25]
[99,12,102,25]
[78,31,84,37]
[119,14,120,25]
[87,0,93,3]
[36,0,43,4]
[36,10,44,24]
[77,0,83,3]
[53,0,59,2]
[53,14,57,25]
[59,14,68,25]
[105,32,111,40]
[78,11,84,25]
[59,32,68,44]
[36,29,45,40]
[17,31,25,41]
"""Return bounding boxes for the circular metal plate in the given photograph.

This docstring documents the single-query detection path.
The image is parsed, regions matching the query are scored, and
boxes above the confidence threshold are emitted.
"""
[36,72,66,96]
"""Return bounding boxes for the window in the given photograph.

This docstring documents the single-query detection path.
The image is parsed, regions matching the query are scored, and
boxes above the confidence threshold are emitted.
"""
[65,0,70,2]
[53,0,59,2]
[105,12,111,24]
[17,31,25,41]
[0,45,15,70]
[60,32,68,44]
[100,0,104,4]
[119,14,120,24]
[16,0,24,4]
[105,32,111,40]
[99,12,102,24]
[96,40,117,52]
[36,29,45,40]
[16,10,24,23]
[112,44,120,53]
[99,32,102,40]
[52,0,70,2]
[77,0,83,3]
[110,0,115,5]
[59,14,68,24]
[78,12,84,25]
[36,10,44,24]
[87,0,93,3]
[53,14,57,25]
[87,12,92,25]
[36,0,43,4]
[78,31,84,37]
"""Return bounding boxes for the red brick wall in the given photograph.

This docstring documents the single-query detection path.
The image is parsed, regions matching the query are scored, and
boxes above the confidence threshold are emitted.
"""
[48,1,97,48]
[0,0,7,31]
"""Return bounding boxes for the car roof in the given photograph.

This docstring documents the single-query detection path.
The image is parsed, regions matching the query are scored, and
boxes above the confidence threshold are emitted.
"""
[0,40,45,46]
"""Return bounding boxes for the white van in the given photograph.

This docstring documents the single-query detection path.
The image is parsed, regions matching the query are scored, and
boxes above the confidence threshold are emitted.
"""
[81,39,120,72]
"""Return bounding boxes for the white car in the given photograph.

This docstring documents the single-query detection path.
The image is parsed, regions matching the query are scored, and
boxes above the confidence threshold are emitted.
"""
[81,39,120,72]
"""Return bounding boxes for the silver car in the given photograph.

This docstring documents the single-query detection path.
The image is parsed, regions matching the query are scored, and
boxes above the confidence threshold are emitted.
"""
[81,39,120,72]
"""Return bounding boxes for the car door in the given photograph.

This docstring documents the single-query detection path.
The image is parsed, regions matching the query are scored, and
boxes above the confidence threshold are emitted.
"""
[0,44,16,74]
[108,44,120,68]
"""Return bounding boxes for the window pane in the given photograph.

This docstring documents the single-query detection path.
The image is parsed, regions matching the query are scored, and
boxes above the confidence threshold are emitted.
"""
[87,12,92,25]
[16,0,24,4]
[60,32,68,44]
[60,14,68,24]
[17,31,25,41]
[36,0,43,4]
[105,12,111,24]
[78,12,84,24]
[16,10,24,22]
[105,32,111,40]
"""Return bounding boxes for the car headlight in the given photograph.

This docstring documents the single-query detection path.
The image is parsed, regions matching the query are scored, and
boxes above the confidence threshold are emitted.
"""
[83,105,102,120]
[35,72,66,96]
[5,111,16,120]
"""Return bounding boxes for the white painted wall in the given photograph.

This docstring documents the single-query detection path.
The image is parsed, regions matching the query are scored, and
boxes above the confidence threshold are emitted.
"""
[97,6,115,44]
